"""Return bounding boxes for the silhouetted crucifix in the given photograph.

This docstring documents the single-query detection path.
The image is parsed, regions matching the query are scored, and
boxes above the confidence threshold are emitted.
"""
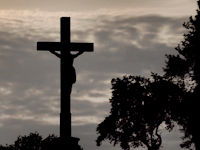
[37,17,93,144]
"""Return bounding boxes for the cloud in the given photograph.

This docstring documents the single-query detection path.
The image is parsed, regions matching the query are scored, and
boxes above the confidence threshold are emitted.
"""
[0,0,196,16]
[0,9,191,149]
[0,10,189,123]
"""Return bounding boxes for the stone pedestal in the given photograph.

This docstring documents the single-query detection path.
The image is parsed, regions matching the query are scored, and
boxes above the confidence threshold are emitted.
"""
[70,137,83,150]
[49,137,83,150]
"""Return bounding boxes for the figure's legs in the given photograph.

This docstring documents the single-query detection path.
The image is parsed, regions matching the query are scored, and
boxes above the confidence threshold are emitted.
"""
[67,84,73,95]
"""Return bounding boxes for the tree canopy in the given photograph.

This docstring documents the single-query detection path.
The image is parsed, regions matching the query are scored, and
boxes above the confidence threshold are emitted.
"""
[96,74,192,150]
[0,132,59,150]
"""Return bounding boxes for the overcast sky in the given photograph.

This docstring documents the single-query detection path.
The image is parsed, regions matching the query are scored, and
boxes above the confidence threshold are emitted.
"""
[0,0,198,150]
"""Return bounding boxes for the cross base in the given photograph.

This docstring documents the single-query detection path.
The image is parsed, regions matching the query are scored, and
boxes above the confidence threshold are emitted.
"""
[48,137,83,150]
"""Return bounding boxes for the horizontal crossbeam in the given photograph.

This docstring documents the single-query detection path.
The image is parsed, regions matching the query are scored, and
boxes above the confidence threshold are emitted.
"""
[37,42,93,51]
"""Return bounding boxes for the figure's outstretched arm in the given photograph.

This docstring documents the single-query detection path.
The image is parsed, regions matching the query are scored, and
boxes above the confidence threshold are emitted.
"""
[72,50,84,59]
[49,50,61,58]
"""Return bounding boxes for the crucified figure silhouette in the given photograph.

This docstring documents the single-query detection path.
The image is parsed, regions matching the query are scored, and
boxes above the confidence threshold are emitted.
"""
[37,18,93,147]
[49,50,84,94]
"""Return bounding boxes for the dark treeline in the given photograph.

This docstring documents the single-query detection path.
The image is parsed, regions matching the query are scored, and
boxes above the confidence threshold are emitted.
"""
[0,132,59,150]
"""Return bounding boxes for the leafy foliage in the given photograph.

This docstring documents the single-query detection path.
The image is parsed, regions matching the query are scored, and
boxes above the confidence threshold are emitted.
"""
[96,74,192,150]
[0,132,83,150]
[0,132,59,150]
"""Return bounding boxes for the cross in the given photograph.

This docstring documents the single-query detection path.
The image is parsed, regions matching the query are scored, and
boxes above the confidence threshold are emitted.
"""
[37,17,93,147]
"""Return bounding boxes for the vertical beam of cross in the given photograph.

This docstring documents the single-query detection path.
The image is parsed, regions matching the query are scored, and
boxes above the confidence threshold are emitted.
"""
[60,17,71,142]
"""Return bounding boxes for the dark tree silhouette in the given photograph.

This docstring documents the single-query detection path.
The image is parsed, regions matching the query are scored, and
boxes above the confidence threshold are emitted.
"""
[163,1,200,149]
[0,132,43,150]
[0,132,83,150]
[96,74,191,150]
